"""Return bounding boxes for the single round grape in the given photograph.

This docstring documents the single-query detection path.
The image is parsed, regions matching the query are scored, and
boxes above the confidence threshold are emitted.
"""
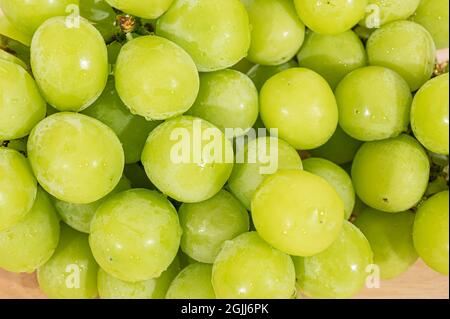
[141,116,234,203]
[260,68,338,150]
[411,0,449,49]
[105,0,173,19]
[413,191,449,275]
[156,0,251,72]
[0,9,32,45]
[361,0,420,28]
[252,170,344,256]
[27,112,124,204]
[411,73,449,155]
[186,70,258,137]
[37,224,98,299]
[293,0,367,35]
[366,20,436,91]
[0,48,27,69]
[336,66,412,141]
[212,232,296,299]
[294,221,373,299]
[0,188,60,273]
[297,30,367,89]
[246,60,297,91]
[0,60,46,140]
[89,189,182,282]
[166,263,215,299]
[352,135,430,213]
[354,208,418,280]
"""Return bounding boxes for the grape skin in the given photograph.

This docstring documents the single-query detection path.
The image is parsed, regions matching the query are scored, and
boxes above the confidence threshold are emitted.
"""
[411,0,449,49]
[105,0,174,19]
[166,263,216,299]
[247,60,298,91]
[361,0,420,28]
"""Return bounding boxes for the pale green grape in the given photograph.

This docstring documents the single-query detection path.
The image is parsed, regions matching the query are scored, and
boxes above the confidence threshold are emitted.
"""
[0,188,60,273]
[80,0,116,41]
[0,9,32,45]
[179,190,249,264]
[37,224,98,299]
[354,208,418,280]
[212,232,296,299]
[336,66,412,141]
[293,221,373,299]
[156,0,251,72]
[231,58,255,74]
[27,112,124,204]
[141,116,234,203]
[297,30,367,89]
[166,263,215,299]
[89,189,182,282]
[352,135,430,212]
[367,20,436,91]
[361,0,420,28]
[0,48,27,68]
[411,0,449,49]
[252,170,344,256]
[413,191,449,275]
[186,70,258,137]
[106,0,173,19]
[115,35,199,121]
[260,68,338,150]
[246,60,297,91]
[411,73,449,155]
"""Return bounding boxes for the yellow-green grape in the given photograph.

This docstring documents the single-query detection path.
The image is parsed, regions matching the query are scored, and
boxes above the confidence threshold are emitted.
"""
[80,0,117,41]
[166,263,215,299]
[297,30,367,89]
[83,77,161,163]
[89,189,182,282]
[105,0,173,19]
[413,191,449,275]
[260,68,338,150]
[141,116,234,203]
[37,224,98,299]
[0,60,46,140]
[30,17,108,111]
[0,188,60,273]
[115,35,199,121]
[179,190,249,264]
[411,73,449,155]
[361,0,420,28]
[228,136,302,210]
[293,221,373,299]
[352,135,430,213]
[293,0,368,35]
[336,66,412,141]
[246,60,297,91]
[156,0,251,72]
[212,232,296,299]
[186,70,258,137]
[242,0,305,65]
[354,208,418,280]
[0,148,37,231]
[411,0,449,49]
[252,170,344,256]
[27,112,124,204]
[0,9,32,45]
[367,20,436,91]
[231,58,255,74]
[0,48,27,69]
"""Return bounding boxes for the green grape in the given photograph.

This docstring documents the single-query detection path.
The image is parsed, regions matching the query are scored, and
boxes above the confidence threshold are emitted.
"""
[411,0,449,49]
[252,170,344,256]
[156,0,251,72]
[0,48,27,68]
[335,66,412,141]
[212,232,296,299]
[366,20,436,91]
[124,163,155,189]
[83,77,161,163]
[0,9,32,45]
[166,263,215,299]
[309,126,362,165]
[354,208,418,280]
[37,225,98,299]
[89,189,182,282]
[179,190,249,264]
[413,191,449,275]
[115,35,199,121]
[361,0,420,28]
[228,136,302,210]
[303,158,355,220]
[260,68,338,150]
[297,30,367,89]
[293,0,368,35]
[411,73,449,155]
[293,221,373,299]
[231,58,255,74]
[0,148,37,231]
[80,0,117,41]
[27,112,124,204]
[242,0,305,65]
[30,17,108,111]
[105,0,173,19]
[352,135,430,213]
[0,188,60,273]
[186,70,258,137]
[141,116,234,203]
[246,60,297,91]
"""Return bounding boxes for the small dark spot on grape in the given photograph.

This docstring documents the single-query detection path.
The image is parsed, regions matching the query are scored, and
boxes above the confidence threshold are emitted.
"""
[383,198,389,203]
[109,257,113,262]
